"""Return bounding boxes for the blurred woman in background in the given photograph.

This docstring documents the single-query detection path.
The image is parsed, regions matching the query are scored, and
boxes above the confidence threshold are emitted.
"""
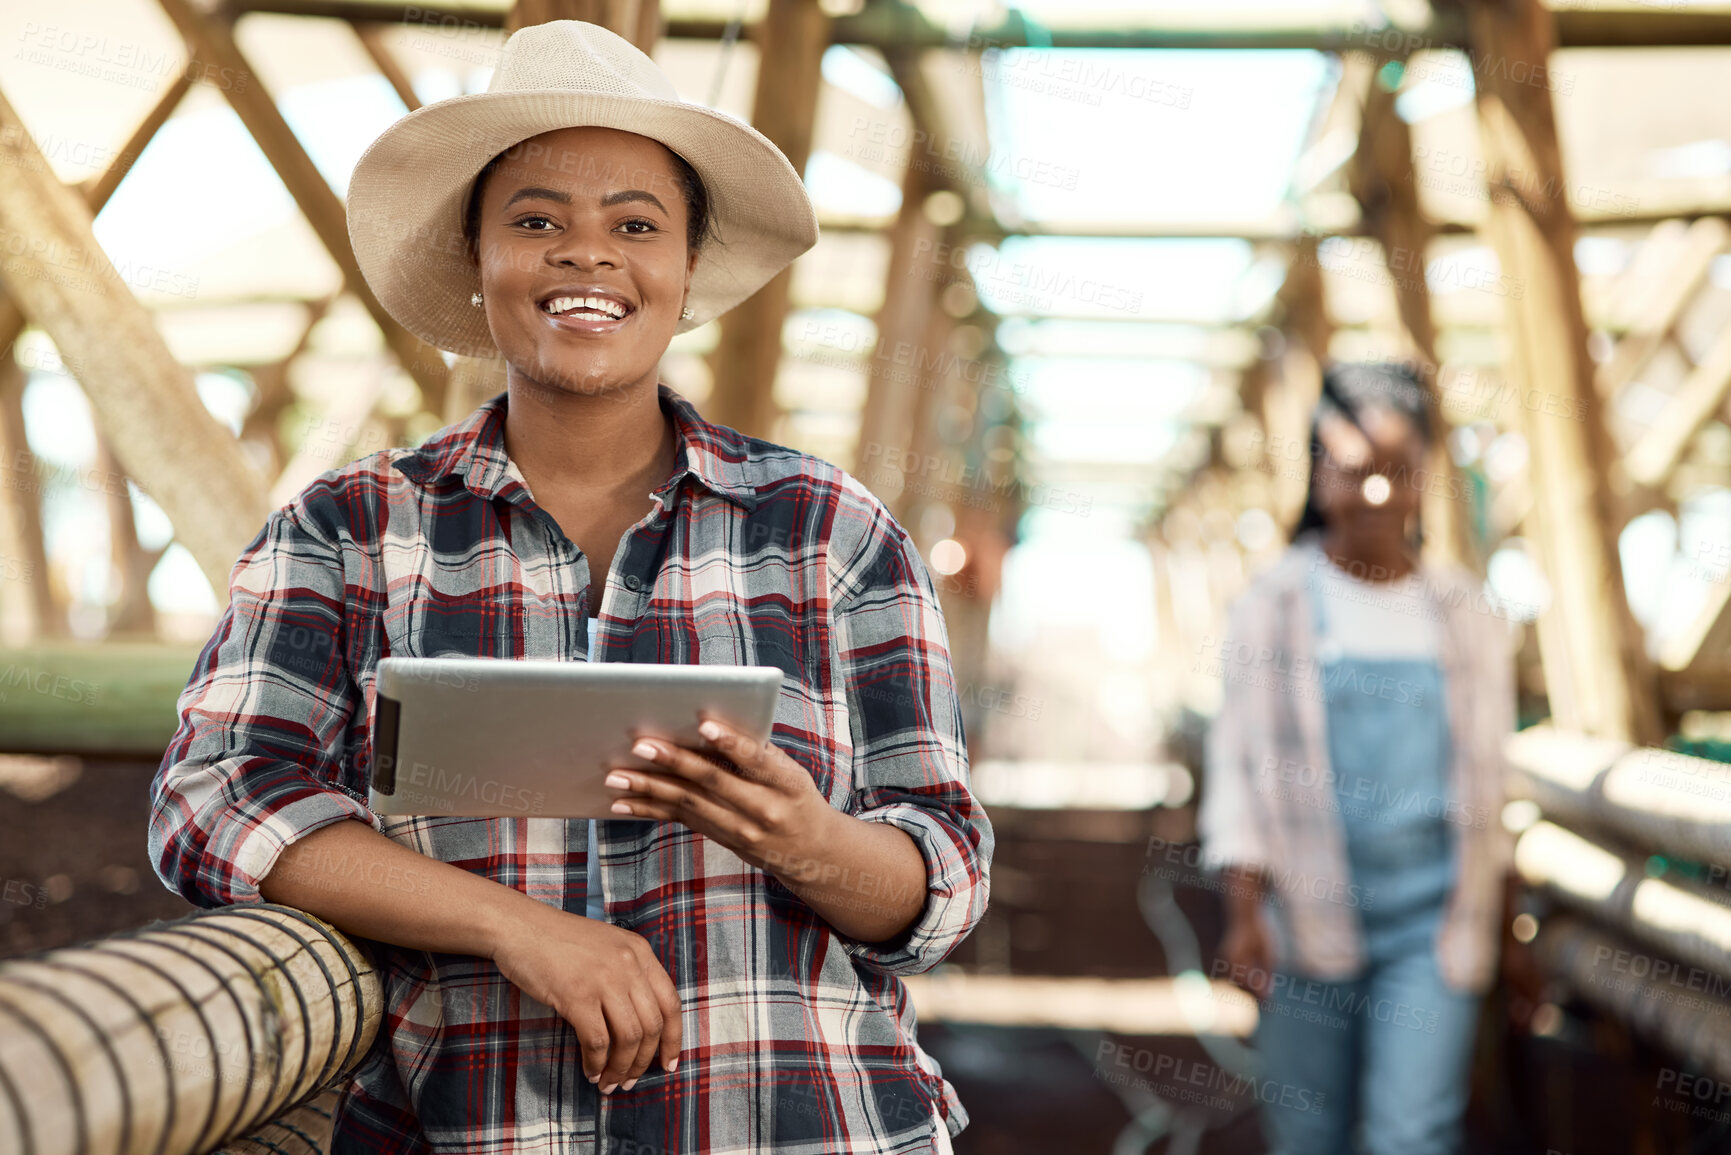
[1199,362,1515,1155]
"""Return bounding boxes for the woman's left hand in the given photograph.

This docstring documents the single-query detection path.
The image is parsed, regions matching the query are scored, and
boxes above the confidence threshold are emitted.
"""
[604,717,835,877]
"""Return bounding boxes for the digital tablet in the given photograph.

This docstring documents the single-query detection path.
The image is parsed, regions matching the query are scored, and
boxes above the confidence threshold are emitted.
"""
[368,658,785,818]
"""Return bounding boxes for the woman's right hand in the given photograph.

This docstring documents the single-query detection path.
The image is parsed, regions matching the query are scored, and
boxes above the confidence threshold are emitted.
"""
[1218,907,1276,1002]
[489,898,683,1093]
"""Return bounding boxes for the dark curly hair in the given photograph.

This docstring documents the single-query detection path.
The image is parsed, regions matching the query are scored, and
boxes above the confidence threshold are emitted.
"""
[1292,361,1435,541]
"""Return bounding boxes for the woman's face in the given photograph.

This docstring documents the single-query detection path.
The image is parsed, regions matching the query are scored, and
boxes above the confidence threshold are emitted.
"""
[471,126,698,398]
[1312,405,1426,550]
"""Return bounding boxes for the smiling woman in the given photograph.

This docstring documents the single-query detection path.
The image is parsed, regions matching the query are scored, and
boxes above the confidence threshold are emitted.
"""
[464,127,701,408]
[147,18,990,1155]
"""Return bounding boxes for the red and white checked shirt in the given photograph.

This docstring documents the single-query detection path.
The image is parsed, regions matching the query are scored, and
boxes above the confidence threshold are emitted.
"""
[149,385,993,1154]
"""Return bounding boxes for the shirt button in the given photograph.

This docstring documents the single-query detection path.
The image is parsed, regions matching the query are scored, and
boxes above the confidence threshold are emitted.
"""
[624,574,642,592]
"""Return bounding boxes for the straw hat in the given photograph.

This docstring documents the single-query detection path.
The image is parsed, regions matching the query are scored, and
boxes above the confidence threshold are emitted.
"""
[346,19,818,358]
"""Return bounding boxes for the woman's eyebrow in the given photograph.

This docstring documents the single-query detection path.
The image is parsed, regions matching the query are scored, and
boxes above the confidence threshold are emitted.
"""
[501,186,571,209]
[600,188,668,213]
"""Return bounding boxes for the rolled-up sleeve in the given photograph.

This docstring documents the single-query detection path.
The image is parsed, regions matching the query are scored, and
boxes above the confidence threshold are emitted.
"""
[1197,598,1272,874]
[149,502,381,909]
[830,510,992,976]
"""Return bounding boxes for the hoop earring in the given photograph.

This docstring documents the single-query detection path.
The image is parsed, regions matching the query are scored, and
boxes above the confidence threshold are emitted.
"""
[470,292,484,307]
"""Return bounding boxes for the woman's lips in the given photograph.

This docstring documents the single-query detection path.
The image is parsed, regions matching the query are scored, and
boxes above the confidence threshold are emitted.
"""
[540,306,633,336]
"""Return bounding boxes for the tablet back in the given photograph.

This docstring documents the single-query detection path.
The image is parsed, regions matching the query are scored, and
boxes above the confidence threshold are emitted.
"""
[368,659,784,818]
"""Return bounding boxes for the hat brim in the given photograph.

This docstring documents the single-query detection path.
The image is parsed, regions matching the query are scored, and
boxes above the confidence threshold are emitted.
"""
[346,91,819,358]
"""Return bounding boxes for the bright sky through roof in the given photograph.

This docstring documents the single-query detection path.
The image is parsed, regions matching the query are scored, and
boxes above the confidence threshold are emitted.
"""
[983,48,1331,224]
[971,41,1329,675]
[18,17,1340,655]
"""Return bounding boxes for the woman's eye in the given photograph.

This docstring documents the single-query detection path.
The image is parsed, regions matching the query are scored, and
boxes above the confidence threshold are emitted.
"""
[619,218,659,234]
[513,215,555,231]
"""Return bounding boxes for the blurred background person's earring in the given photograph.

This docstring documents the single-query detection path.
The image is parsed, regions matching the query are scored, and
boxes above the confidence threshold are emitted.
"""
[471,292,484,307]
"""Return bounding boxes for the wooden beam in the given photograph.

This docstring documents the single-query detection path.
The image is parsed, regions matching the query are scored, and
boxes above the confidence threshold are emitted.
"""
[890,275,960,525]
[226,0,1731,50]
[0,350,60,642]
[852,158,941,482]
[1346,60,1479,570]
[156,0,450,414]
[0,73,192,350]
[1625,321,1731,491]
[351,22,422,111]
[78,72,195,211]
[1595,216,1728,401]
[704,0,829,437]
[0,641,192,753]
[1464,0,1662,744]
[0,88,269,599]
[271,364,395,507]
[1262,235,1331,534]
[1349,71,1437,367]
[240,293,337,477]
[506,0,660,43]
[1659,571,1731,676]
[94,436,161,637]
[0,84,185,641]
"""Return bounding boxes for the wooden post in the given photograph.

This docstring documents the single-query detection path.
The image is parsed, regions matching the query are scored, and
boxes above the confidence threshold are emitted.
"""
[0,349,59,642]
[1464,0,1662,743]
[96,435,161,636]
[154,0,451,415]
[852,158,941,484]
[507,0,661,43]
[352,22,422,111]
[704,0,829,437]
[0,89,269,600]
[891,274,959,524]
[1264,235,1331,533]
[1347,68,1477,569]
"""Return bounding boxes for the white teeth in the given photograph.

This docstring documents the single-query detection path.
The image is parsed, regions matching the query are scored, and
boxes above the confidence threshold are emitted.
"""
[542,294,627,319]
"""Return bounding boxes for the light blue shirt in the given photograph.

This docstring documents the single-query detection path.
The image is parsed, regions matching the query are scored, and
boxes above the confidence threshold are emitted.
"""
[585,616,604,920]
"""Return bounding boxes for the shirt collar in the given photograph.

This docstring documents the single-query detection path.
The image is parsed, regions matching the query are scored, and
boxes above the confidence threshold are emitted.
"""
[393,383,761,512]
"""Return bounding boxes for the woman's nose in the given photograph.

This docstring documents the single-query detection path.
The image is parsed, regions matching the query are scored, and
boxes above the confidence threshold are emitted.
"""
[545,223,621,270]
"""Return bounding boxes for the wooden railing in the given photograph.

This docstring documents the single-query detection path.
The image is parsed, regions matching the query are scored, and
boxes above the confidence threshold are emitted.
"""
[0,905,378,1155]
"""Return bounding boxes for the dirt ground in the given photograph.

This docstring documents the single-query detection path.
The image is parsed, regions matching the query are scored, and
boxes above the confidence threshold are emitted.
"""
[0,755,195,958]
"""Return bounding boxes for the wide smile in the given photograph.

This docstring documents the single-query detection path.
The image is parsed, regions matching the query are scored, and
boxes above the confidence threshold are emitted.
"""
[537,291,636,335]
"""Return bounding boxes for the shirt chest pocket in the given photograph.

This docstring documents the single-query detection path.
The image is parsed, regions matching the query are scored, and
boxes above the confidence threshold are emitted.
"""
[379,563,572,661]
[382,599,511,660]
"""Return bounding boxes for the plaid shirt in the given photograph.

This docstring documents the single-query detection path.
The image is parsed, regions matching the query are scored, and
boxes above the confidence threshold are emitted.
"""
[149,385,993,1154]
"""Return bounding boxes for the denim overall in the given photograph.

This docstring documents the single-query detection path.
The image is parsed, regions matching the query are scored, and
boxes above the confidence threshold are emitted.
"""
[1255,573,1481,1155]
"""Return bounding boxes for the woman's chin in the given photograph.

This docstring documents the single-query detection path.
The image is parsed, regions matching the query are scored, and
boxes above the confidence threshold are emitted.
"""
[512,359,654,400]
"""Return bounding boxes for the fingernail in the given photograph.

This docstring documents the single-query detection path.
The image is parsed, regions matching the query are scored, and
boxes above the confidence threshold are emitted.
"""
[588,1073,599,1084]
[621,1078,637,1091]
[632,740,658,760]
[611,801,632,815]
[602,1083,617,1094]
[667,1058,679,1074]
[698,720,721,740]
[605,773,631,789]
